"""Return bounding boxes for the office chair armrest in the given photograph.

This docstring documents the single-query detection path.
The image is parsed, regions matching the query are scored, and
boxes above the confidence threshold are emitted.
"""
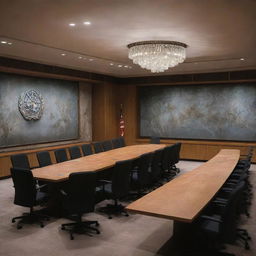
[200,215,223,223]
[36,183,48,190]
[212,198,228,205]
[98,179,112,184]
[60,189,67,196]
[221,187,233,192]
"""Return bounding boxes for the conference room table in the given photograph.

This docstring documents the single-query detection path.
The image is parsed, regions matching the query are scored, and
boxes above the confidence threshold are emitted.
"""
[126,149,240,244]
[32,144,165,182]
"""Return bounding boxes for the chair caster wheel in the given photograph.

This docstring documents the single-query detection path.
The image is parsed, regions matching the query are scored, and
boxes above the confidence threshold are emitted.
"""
[108,216,112,219]
[95,222,99,226]
[125,214,129,217]
[12,219,15,223]
[61,226,65,230]
[70,235,74,240]
[96,230,100,234]
[17,225,22,230]
[245,244,250,250]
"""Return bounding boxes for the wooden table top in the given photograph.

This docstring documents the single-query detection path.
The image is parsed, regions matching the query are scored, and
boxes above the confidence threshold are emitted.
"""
[32,144,165,182]
[126,149,240,223]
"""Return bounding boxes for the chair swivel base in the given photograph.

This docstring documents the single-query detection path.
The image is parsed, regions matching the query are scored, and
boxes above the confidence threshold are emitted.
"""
[12,211,50,229]
[61,220,100,240]
[99,203,129,219]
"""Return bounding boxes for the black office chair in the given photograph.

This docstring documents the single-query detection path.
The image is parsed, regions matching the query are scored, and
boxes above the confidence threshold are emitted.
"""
[111,138,121,149]
[97,159,133,219]
[150,148,164,187]
[60,171,100,240]
[81,144,93,156]
[11,168,49,229]
[101,140,113,151]
[118,136,125,147]
[69,146,82,159]
[150,136,160,144]
[168,144,180,175]
[11,153,30,169]
[184,181,246,256]
[131,152,153,196]
[172,143,181,173]
[36,151,52,167]
[92,142,104,153]
[54,148,68,163]
[160,146,175,180]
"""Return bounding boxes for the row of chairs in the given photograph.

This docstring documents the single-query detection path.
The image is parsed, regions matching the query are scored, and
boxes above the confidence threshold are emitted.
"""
[10,142,182,240]
[183,147,254,255]
[10,137,126,169]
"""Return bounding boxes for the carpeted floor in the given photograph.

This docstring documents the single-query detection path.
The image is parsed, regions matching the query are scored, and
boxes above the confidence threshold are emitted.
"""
[0,161,255,256]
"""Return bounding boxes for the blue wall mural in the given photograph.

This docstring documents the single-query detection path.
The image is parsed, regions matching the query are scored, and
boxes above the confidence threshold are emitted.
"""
[139,83,256,141]
[0,72,79,147]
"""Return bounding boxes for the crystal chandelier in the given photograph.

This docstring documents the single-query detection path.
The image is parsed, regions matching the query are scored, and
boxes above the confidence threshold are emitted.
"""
[127,41,187,73]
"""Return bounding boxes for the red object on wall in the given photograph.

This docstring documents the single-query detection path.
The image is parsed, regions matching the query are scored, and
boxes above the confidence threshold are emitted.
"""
[119,104,124,136]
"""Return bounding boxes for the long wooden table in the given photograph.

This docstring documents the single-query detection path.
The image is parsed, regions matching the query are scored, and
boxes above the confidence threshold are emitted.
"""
[32,144,165,182]
[126,149,240,223]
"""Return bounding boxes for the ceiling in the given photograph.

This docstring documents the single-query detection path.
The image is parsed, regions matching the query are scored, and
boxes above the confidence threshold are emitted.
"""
[0,0,256,77]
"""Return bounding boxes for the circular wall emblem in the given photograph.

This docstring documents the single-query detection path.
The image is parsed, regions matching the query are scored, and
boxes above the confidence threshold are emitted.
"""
[18,90,44,120]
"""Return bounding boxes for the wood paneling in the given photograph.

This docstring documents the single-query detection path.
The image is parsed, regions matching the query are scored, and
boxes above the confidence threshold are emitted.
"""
[0,141,92,178]
[137,138,256,162]
[92,82,119,141]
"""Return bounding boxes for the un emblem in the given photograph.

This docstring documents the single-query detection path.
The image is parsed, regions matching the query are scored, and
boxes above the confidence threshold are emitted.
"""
[18,90,44,120]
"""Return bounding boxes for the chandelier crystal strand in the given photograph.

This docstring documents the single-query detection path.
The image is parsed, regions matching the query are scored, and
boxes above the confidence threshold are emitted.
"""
[127,41,187,73]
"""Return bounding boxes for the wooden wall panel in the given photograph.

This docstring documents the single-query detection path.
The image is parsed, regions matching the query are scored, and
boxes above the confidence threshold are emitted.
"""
[92,82,119,141]
[115,84,138,145]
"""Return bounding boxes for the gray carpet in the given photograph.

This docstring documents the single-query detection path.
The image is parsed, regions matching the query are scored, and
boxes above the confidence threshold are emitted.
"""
[0,161,255,256]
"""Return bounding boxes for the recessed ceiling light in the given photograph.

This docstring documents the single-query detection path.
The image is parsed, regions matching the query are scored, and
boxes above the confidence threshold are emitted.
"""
[7,42,12,45]
[110,63,114,66]
[118,65,122,67]
[124,65,128,68]
[240,58,245,61]
[89,58,94,61]
[83,21,91,25]
[61,53,66,56]
[69,23,76,27]
[1,41,7,44]
[78,56,83,59]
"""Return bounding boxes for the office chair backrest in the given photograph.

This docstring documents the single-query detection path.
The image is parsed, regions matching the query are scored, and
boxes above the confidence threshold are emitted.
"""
[11,168,36,207]
[151,149,164,182]
[101,140,113,151]
[69,146,82,159]
[81,144,93,156]
[173,143,181,164]
[168,144,177,166]
[118,137,125,147]
[161,146,171,171]
[111,159,133,199]
[150,136,160,144]
[11,154,30,169]
[92,142,104,153]
[221,181,245,242]
[137,152,152,187]
[36,151,52,167]
[54,148,68,163]
[111,138,121,149]
[66,172,97,214]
